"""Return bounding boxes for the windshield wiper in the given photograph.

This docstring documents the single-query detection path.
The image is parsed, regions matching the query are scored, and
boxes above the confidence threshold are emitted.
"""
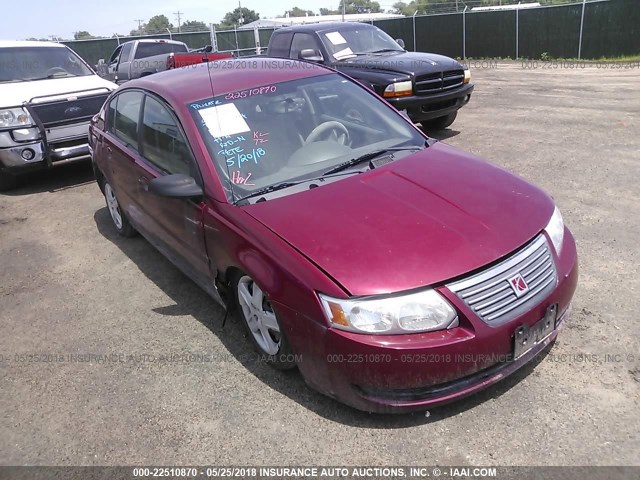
[368,48,404,54]
[234,170,364,204]
[234,181,298,204]
[323,146,423,176]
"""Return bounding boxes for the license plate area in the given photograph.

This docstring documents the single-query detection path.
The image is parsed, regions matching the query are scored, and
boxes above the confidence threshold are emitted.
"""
[513,304,557,359]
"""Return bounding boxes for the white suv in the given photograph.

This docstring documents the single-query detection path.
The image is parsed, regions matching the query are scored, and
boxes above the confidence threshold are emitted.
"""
[0,41,117,190]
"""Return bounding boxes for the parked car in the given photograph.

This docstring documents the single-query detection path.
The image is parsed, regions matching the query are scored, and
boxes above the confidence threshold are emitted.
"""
[89,58,578,413]
[0,41,117,191]
[266,22,473,130]
[96,39,232,84]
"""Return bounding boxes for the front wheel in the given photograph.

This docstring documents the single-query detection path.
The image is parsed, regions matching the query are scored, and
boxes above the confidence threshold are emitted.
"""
[234,273,296,370]
[420,111,458,131]
[104,182,136,237]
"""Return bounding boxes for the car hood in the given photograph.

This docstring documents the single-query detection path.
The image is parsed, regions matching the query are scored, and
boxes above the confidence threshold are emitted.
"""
[0,75,117,107]
[243,142,554,296]
[335,51,463,77]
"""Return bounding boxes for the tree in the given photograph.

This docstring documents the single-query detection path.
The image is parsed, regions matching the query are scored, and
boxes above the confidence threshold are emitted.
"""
[221,7,259,27]
[145,15,173,34]
[181,20,208,31]
[285,6,315,17]
[74,31,95,40]
[337,0,382,14]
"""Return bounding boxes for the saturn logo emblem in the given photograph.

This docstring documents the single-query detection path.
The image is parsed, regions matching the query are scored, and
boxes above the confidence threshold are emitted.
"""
[508,273,529,298]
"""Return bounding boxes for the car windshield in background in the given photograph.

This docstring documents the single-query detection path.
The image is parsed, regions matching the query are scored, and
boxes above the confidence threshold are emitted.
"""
[189,73,426,202]
[134,43,188,59]
[0,47,93,83]
[320,27,404,60]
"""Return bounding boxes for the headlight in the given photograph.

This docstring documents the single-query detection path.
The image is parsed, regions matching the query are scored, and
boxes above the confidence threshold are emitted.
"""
[383,80,413,98]
[463,69,471,84]
[318,289,458,334]
[0,108,33,128]
[544,206,565,256]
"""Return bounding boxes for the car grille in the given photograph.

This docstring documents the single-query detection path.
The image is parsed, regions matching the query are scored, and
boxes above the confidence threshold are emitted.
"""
[30,93,109,128]
[447,235,557,325]
[415,70,465,95]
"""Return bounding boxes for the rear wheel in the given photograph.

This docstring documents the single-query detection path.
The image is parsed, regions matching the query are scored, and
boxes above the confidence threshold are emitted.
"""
[104,182,136,237]
[421,111,458,131]
[234,273,296,370]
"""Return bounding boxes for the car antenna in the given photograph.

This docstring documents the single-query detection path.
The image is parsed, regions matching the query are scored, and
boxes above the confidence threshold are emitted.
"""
[204,58,238,205]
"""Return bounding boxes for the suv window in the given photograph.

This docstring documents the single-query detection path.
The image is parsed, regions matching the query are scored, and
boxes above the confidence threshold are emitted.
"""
[289,33,319,59]
[141,95,192,175]
[269,33,293,57]
[134,42,188,60]
[113,91,143,149]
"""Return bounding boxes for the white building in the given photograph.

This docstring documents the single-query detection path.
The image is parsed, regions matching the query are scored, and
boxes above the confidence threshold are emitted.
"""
[240,12,404,29]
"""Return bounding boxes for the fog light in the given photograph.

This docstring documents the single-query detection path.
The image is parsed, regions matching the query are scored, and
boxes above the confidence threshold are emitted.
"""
[21,148,35,160]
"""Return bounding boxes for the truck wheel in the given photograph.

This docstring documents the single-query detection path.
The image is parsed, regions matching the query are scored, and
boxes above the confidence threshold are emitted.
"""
[0,171,19,192]
[104,182,136,237]
[421,111,458,131]
[233,272,297,370]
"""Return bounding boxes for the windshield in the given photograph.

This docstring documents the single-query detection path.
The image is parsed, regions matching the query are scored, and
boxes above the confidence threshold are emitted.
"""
[320,27,404,60]
[0,46,94,83]
[189,73,426,202]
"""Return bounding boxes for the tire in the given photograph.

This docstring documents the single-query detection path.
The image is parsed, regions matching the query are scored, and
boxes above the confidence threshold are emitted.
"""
[0,171,19,192]
[421,111,458,131]
[233,273,296,370]
[104,181,136,237]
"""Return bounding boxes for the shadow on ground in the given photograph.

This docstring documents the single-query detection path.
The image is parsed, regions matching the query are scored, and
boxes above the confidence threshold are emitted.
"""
[94,206,550,428]
[1,161,95,197]
[421,127,461,141]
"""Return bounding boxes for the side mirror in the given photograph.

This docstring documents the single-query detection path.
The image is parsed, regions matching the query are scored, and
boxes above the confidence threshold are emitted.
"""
[148,174,203,198]
[396,38,406,49]
[299,49,324,62]
[98,59,105,65]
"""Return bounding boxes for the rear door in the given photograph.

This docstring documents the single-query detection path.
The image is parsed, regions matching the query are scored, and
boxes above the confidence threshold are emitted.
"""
[102,90,144,219]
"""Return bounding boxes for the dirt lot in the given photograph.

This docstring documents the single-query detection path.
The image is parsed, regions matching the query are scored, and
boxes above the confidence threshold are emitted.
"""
[1,62,638,467]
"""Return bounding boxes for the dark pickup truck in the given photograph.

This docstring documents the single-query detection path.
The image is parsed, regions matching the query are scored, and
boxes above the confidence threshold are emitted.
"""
[266,22,473,130]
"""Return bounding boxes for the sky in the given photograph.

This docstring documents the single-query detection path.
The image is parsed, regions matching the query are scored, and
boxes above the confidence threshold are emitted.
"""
[1,0,390,41]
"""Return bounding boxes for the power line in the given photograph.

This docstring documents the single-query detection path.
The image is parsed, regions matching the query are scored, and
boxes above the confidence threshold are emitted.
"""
[173,11,183,33]
[134,19,144,30]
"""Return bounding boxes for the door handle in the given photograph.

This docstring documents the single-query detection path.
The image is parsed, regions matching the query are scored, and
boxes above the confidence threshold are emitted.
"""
[106,145,112,155]
[137,176,149,191]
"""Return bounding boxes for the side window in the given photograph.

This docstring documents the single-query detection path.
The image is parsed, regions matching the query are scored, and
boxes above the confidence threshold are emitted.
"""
[120,43,133,62]
[140,95,192,175]
[108,45,122,65]
[106,97,116,134]
[289,33,319,59]
[269,33,293,57]
[113,91,143,149]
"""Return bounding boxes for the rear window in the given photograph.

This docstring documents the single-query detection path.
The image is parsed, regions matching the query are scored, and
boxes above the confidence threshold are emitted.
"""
[134,42,188,60]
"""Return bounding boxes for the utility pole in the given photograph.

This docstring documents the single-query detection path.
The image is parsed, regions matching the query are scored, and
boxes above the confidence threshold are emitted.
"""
[134,19,144,30]
[174,11,183,33]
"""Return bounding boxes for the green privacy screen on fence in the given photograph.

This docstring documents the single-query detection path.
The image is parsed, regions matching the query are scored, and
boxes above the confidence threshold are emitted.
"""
[64,0,638,66]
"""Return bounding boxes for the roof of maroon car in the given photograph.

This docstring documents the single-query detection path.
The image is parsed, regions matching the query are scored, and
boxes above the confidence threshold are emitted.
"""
[125,57,333,106]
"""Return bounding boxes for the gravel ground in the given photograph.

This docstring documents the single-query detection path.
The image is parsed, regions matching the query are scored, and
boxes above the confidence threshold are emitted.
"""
[0,61,638,467]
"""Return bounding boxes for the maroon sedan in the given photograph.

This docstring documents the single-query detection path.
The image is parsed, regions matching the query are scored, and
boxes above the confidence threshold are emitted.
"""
[89,58,578,413]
